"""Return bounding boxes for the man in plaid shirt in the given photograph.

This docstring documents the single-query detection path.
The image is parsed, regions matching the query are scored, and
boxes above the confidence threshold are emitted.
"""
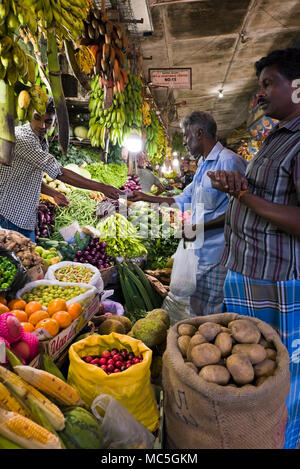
[0,99,122,242]
[208,48,300,449]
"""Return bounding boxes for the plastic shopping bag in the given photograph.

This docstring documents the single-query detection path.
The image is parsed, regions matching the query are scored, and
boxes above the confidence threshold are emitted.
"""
[169,240,198,297]
[91,394,155,449]
[162,292,190,326]
[68,333,159,432]
[45,261,104,292]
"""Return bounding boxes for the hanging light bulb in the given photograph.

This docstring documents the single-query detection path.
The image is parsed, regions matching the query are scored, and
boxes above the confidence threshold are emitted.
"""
[173,158,179,167]
[218,89,224,99]
[124,126,143,153]
[172,151,178,157]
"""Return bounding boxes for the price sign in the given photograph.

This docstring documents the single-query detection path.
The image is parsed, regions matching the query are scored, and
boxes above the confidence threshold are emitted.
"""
[149,68,192,89]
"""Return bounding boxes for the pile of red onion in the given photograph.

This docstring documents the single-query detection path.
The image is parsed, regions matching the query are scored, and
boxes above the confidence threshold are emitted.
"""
[35,201,57,241]
[120,174,141,192]
[73,238,114,270]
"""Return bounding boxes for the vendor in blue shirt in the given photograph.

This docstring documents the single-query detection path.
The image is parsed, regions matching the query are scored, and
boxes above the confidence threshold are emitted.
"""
[130,111,247,315]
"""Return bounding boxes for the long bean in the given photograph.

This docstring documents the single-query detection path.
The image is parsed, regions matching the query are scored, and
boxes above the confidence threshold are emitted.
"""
[54,190,98,229]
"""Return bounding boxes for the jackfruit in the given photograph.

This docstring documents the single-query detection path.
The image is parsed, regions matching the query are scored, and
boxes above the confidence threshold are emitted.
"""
[98,319,125,335]
[109,315,132,334]
[132,318,167,348]
[146,309,170,329]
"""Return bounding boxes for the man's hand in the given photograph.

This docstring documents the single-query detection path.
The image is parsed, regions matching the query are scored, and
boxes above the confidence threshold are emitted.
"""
[53,192,70,207]
[100,185,123,200]
[127,191,148,203]
[207,170,248,197]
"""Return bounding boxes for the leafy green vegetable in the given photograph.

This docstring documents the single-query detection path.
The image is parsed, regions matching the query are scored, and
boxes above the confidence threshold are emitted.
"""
[86,162,128,188]
[48,142,99,166]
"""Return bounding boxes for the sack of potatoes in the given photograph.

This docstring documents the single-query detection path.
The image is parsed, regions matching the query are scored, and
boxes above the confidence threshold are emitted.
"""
[177,318,280,387]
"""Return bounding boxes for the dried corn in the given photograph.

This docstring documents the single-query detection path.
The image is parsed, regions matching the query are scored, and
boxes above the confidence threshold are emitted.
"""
[0,366,65,431]
[0,382,30,418]
[0,408,62,449]
[14,366,81,406]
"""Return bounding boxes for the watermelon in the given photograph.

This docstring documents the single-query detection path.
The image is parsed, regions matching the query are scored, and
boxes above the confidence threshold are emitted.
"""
[58,407,104,449]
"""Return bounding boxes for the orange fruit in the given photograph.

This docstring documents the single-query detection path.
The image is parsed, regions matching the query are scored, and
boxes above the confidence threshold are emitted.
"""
[0,296,7,306]
[29,310,49,326]
[67,303,82,320]
[11,310,28,322]
[8,299,26,311]
[25,301,43,316]
[52,311,72,329]
[0,304,9,315]
[47,299,67,316]
[21,322,35,333]
[35,318,59,337]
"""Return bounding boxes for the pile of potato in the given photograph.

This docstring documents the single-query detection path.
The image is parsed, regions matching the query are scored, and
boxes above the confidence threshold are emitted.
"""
[177,319,277,387]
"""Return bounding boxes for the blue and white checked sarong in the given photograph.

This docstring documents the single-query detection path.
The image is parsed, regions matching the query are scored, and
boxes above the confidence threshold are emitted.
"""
[222,269,300,449]
[190,263,228,316]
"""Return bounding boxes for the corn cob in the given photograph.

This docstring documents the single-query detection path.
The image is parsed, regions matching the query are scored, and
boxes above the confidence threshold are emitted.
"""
[0,408,62,449]
[14,366,81,407]
[0,366,65,431]
[0,382,31,418]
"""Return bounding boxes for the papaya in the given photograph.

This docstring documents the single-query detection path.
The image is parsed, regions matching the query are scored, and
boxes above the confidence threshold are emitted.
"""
[58,407,104,449]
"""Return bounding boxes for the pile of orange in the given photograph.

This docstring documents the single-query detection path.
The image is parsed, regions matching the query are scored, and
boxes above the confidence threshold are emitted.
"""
[0,295,83,338]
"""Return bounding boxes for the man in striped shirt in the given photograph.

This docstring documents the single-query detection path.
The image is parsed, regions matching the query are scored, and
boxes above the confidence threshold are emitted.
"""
[208,48,300,449]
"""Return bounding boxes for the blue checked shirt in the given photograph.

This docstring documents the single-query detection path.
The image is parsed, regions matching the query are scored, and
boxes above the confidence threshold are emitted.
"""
[174,142,247,265]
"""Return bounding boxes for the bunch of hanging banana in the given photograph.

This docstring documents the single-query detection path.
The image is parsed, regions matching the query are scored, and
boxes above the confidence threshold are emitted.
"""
[142,100,151,128]
[78,8,129,93]
[18,0,88,41]
[145,110,160,158]
[88,74,127,148]
[0,0,37,87]
[88,72,144,149]
[16,85,48,123]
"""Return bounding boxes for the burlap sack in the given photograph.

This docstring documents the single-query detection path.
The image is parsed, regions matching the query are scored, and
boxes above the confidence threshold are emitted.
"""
[162,313,290,449]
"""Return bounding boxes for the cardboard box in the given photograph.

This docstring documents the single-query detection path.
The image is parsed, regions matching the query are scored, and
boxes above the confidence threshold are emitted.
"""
[30,294,100,366]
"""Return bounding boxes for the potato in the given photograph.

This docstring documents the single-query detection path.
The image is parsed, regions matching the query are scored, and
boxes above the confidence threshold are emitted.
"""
[265,348,277,361]
[226,353,254,385]
[214,332,233,357]
[231,344,267,364]
[191,343,221,368]
[198,322,222,342]
[221,326,231,334]
[177,335,191,358]
[186,334,207,361]
[228,319,261,344]
[178,324,197,337]
[254,358,276,378]
[199,365,231,385]
[185,361,198,373]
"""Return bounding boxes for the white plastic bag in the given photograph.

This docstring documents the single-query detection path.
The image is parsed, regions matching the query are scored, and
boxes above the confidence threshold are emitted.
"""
[162,292,191,326]
[45,261,104,292]
[169,240,198,297]
[91,394,155,449]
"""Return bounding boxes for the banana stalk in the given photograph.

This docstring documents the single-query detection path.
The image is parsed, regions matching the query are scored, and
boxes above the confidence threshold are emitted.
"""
[64,40,91,92]
[0,80,15,166]
[47,30,69,154]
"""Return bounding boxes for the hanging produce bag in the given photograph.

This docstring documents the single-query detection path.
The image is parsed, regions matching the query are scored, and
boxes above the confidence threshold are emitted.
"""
[0,247,27,295]
[68,333,159,432]
[169,240,198,297]
[45,261,104,292]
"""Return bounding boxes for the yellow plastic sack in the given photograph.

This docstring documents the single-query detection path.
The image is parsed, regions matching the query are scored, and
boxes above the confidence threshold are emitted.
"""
[68,333,159,432]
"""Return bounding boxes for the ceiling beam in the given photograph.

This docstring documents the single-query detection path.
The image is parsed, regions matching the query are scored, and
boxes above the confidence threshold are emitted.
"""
[150,0,205,7]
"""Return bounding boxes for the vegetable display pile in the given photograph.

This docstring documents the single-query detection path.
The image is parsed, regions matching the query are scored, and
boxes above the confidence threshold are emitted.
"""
[54,265,94,284]
[36,201,57,241]
[0,230,43,270]
[120,174,141,192]
[73,238,114,270]
[21,285,88,308]
[86,162,128,188]
[0,256,17,289]
[54,190,98,230]
[96,214,147,259]
[177,319,278,387]
[48,142,96,167]
[82,348,143,375]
